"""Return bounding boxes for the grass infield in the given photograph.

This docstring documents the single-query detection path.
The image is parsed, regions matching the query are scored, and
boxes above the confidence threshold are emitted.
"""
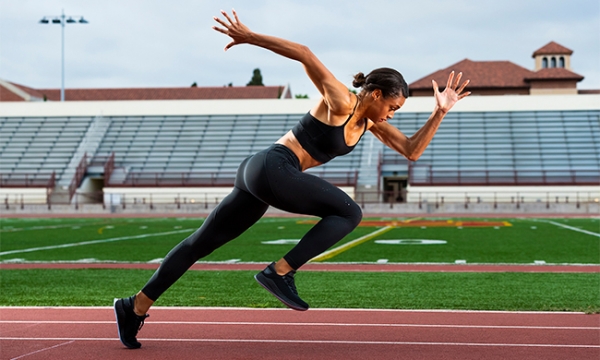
[1,217,598,312]
[1,269,598,313]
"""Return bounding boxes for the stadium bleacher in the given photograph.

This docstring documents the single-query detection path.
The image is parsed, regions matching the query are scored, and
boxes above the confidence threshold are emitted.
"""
[0,96,598,210]
[382,110,600,185]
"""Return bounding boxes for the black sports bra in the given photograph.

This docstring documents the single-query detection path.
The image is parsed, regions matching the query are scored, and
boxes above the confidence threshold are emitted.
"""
[291,98,367,164]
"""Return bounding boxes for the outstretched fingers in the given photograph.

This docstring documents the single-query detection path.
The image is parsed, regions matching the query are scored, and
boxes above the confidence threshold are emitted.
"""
[445,71,455,91]
[220,9,236,25]
[456,79,470,94]
[212,16,229,31]
[432,79,440,95]
[452,72,463,90]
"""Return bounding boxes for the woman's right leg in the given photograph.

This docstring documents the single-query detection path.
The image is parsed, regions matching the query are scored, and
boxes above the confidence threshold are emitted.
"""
[139,187,269,306]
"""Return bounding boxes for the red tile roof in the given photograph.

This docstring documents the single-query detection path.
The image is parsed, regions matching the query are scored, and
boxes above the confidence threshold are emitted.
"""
[532,41,573,57]
[0,84,26,101]
[409,59,534,91]
[1,82,292,102]
[525,68,584,81]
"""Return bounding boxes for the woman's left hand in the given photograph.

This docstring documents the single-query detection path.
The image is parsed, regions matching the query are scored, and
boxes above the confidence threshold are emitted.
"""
[432,72,471,113]
[212,9,253,51]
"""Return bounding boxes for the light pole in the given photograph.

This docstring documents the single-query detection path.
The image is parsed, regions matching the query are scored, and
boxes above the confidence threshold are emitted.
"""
[39,10,88,101]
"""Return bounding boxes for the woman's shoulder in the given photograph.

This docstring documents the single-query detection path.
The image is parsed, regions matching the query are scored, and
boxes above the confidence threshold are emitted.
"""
[309,93,358,125]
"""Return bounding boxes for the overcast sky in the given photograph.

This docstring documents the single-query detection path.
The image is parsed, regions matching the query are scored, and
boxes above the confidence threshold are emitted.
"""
[1,0,598,99]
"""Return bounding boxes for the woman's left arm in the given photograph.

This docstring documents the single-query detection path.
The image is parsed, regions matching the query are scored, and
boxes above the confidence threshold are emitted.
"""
[369,71,470,161]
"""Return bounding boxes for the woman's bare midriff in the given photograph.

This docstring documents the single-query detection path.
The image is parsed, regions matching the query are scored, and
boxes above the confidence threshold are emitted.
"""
[275,131,322,171]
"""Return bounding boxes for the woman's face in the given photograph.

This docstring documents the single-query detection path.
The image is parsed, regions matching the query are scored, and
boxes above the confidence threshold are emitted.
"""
[365,91,406,123]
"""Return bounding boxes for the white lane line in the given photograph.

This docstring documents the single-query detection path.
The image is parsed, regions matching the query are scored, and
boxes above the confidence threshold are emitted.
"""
[9,340,74,360]
[0,229,194,256]
[0,306,591,314]
[1,337,598,348]
[538,220,600,238]
[1,320,596,330]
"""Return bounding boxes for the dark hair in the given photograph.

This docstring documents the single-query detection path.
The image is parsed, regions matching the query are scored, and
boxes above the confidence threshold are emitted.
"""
[352,67,409,98]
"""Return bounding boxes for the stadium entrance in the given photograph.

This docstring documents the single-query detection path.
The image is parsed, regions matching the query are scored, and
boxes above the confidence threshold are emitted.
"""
[383,177,408,203]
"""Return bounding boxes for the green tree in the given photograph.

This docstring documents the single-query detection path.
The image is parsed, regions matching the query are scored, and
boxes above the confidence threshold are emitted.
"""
[295,94,309,99]
[247,68,264,86]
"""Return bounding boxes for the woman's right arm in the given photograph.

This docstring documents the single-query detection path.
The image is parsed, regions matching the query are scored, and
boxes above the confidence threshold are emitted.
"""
[213,10,354,115]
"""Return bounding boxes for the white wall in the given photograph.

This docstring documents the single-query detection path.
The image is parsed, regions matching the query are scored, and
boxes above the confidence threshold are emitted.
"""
[1,94,598,117]
[0,188,48,204]
[407,185,600,203]
[103,186,356,205]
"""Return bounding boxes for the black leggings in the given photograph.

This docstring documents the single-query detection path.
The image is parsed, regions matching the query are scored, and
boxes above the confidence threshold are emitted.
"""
[141,144,362,301]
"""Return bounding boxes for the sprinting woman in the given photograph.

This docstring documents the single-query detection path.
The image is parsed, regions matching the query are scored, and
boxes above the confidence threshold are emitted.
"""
[114,9,470,349]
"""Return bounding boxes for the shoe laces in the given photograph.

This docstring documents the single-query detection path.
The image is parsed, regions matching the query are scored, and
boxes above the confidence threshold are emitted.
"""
[282,271,298,295]
[134,314,149,332]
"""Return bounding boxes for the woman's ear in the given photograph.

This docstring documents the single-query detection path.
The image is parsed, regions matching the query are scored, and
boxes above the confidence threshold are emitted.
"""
[371,89,382,100]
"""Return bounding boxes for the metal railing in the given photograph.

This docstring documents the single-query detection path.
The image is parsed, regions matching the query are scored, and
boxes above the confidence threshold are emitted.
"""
[103,152,115,186]
[408,165,600,186]
[68,153,87,201]
[0,171,56,188]
[106,169,359,187]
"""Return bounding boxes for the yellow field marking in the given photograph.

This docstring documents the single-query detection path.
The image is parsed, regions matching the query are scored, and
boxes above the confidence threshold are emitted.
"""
[503,221,513,227]
[310,226,395,262]
[403,217,422,223]
[98,227,106,235]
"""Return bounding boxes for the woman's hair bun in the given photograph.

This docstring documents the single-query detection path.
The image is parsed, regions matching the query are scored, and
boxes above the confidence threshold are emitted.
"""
[352,72,366,88]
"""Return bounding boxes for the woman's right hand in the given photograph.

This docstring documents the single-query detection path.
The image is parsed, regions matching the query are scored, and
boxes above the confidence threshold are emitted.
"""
[212,9,253,51]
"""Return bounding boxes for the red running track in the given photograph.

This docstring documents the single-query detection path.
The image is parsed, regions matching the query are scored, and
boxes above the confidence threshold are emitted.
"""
[1,307,598,360]
[2,262,599,273]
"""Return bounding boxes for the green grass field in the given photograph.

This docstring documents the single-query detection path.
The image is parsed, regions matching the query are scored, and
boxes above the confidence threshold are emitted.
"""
[1,217,599,311]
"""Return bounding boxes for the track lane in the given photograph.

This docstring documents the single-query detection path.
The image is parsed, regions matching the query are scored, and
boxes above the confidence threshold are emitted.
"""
[1,307,598,360]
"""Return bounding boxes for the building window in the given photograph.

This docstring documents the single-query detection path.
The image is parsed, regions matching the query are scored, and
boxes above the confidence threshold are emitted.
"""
[542,57,548,68]
[559,56,565,68]
[551,57,557,68]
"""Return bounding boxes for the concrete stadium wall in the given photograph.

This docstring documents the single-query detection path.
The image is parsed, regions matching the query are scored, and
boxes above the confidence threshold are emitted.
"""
[1,188,48,205]
[1,94,599,117]
[407,185,600,203]
[102,186,356,205]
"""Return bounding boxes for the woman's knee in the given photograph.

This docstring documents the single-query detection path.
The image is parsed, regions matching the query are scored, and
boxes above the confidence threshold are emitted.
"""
[344,201,363,228]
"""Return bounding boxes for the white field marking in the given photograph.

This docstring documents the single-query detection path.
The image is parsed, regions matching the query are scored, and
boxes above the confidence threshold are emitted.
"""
[1,337,598,348]
[1,320,597,330]
[261,239,300,245]
[0,306,590,314]
[0,229,194,256]
[374,240,447,245]
[0,222,106,233]
[222,259,241,263]
[9,340,74,360]
[536,220,600,238]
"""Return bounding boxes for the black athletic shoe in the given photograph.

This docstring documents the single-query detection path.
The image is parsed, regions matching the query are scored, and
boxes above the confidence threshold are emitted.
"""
[113,295,149,349]
[254,262,309,311]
